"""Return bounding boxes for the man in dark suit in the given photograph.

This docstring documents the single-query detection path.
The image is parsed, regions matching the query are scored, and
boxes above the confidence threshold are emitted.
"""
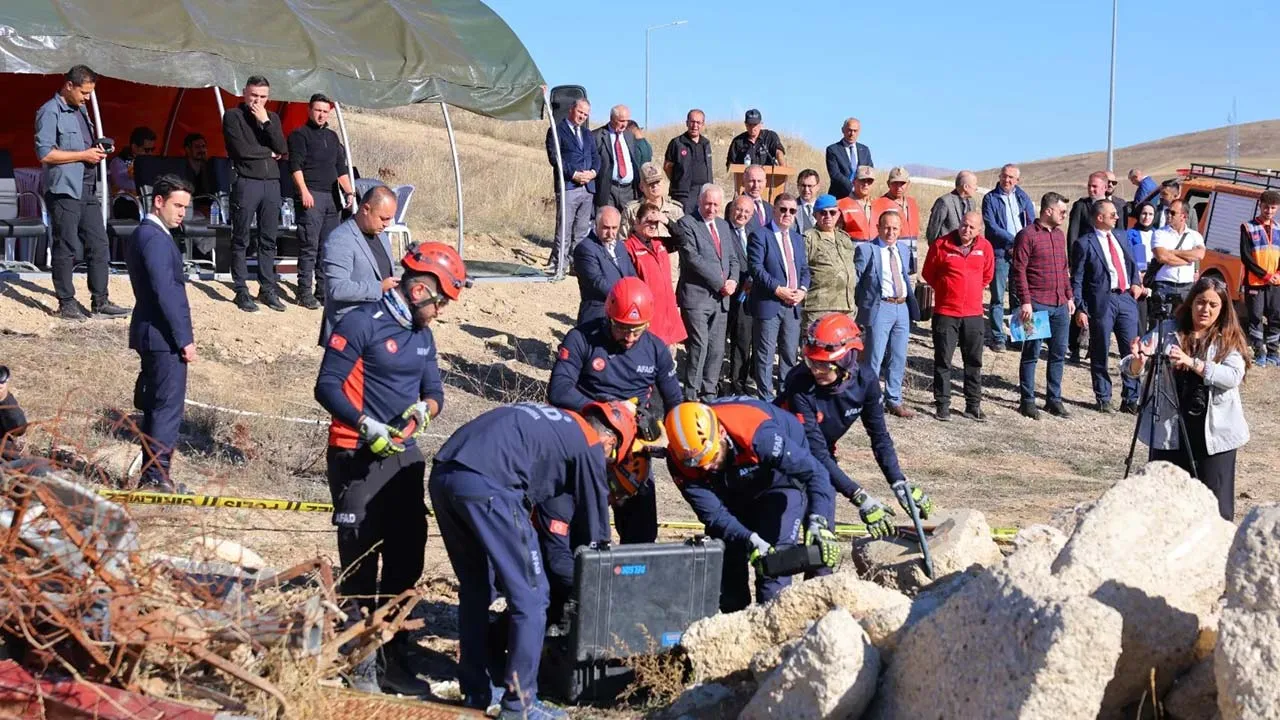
[545,98,599,270]
[1066,171,1109,363]
[674,185,740,400]
[1072,199,1146,414]
[728,164,774,235]
[125,174,196,492]
[748,193,810,400]
[825,117,874,200]
[573,206,636,325]
[853,209,921,418]
[592,104,641,210]
[723,195,757,395]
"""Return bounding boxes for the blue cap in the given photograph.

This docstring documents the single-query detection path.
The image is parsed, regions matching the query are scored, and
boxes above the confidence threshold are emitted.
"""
[813,194,838,212]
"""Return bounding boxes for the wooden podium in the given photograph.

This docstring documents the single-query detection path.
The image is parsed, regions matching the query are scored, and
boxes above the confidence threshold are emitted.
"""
[729,164,797,202]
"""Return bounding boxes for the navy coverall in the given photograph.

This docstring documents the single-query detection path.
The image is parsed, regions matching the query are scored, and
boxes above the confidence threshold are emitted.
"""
[536,319,683,623]
[125,217,193,490]
[775,363,909,501]
[429,403,613,714]
[668,398,835,612]
[314,301,442,613]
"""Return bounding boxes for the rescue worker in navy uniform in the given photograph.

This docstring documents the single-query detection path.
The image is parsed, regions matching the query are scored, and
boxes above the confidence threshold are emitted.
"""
[775,313,936,539]
[536,278,683,627]
[664,398,840,612]
[314,242,468,693]
[125,174,196,492]
[430,401,637,720]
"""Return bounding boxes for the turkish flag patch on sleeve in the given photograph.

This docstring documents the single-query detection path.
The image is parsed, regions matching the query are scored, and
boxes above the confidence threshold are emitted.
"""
[558,346,570,361]
[549,519,570,536]
[328,334,347,351]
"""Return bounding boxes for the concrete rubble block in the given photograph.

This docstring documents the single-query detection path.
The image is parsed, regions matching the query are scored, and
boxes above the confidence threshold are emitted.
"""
[1164,657,1218,720]
[1051,461,1236,715]
[748,636,801,682]
[859,567,981,659]
[851,508,1005,594]
[679,572,908,682]
[1003,524,1068,577]
[741,609,880,720]
[666,682,733,719]
[874,568,1123,720]
[1216,505,1280,720]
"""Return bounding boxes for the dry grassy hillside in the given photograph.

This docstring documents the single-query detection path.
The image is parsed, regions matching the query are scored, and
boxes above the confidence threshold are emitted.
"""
[983,119,1280,197]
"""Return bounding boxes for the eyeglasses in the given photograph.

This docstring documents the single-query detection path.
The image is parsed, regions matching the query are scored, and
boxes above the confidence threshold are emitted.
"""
[611,320,649,338]
[817,209,840,217]
[1106,180,1119,186]
[640,219,661,227]
[776,207,798,215]
[856,178,875,184]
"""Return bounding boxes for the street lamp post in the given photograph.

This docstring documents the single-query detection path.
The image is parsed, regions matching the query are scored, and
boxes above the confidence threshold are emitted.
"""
[1106,0,1118,171]
[645,20,688,129]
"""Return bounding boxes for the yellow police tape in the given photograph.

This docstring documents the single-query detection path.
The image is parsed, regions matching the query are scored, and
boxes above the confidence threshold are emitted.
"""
[96,489,1021,541]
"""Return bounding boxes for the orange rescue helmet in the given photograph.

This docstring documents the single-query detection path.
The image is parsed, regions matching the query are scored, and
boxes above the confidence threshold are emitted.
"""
[582,400,638,462]
[402,243,470,300]
[664,402,723,470]
[605,277,654,326]
[804,313,864,363]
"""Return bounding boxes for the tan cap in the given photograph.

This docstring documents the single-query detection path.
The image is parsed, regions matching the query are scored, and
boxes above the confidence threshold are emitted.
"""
[887,166,910,183]
[639,162,663,184]
[854,165,875,181]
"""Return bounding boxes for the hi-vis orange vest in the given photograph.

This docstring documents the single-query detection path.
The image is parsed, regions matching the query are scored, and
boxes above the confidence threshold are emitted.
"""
[837,197,875,240]
[871,195,921,238]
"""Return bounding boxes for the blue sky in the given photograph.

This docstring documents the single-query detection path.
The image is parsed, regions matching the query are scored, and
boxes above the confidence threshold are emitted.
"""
[486,0,1279,170]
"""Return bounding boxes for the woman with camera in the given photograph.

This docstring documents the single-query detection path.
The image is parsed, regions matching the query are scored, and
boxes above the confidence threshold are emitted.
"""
[1122,276,1250,520]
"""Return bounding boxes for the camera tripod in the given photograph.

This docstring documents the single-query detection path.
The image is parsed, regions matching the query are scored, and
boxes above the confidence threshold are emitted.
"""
[1123,321,1198,478]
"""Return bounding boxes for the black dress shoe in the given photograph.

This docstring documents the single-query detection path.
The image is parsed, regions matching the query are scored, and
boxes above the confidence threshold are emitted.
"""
[57,302,89,321]
[1045,402,1072,419]
[962,406,987,422]
[1095,400,1114,414]
[259,293,287,312]
[935,404,951,421]
[1119,401,1140,415]
[297,293,321,310]
[234,292,259,312]
[92,300,130,317]
[1019,402,1040,420]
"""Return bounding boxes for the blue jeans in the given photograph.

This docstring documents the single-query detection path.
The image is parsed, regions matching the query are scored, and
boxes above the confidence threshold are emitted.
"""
[1018,302,1069,405]
[863,300,910,406]
[988,257,1010,345]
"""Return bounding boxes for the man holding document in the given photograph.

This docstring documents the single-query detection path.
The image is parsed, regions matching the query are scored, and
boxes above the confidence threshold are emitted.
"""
[1012,192,1075,420]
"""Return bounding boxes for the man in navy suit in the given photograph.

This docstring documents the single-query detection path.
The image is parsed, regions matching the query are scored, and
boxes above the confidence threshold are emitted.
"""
[748,193,809,400]
[1072,199,1147,414]
[853,209,921,418]
[545,98,599,271]
[572,206,636,325]
[125,174,196,492]
[825,118,874,200]
[727,164,774,234]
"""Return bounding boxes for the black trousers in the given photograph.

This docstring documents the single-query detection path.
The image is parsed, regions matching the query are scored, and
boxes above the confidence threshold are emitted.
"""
[932,314,985,408]
[230,177,281,295]
[724,294,754,395]
[1245,285,1280,356]
[47,190,110,306]
[326,445,428,614]
[296,192,338,298]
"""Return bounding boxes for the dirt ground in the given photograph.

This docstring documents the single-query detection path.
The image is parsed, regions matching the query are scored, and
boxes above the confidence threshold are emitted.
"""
[2,229,1277,717]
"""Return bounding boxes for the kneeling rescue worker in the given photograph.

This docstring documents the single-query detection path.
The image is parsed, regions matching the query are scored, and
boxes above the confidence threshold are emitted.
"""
[776,313,935,538]
[537,277,683,627]
[313,242,468,693]
[664,397,839,612]
[429,400,637,720]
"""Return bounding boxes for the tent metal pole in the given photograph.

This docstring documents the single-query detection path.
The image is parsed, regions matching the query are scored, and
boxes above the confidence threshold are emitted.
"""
[89,90,107,224]
[214,87,226,120]
[162,88,186,155]
[439,102,464,255]
[333,101,355,190]
[544,86,567,280]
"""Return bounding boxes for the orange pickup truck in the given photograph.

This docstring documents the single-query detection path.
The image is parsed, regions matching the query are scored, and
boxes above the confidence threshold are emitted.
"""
[1178,163,1280,302]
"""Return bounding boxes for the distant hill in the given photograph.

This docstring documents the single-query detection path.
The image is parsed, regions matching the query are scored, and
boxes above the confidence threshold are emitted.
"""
[903,164,957,180]
[984,119,1280,195]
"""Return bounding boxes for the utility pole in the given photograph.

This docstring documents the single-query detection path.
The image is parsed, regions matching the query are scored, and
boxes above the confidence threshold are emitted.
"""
[1227,97,1240,166]
[645,20,688,129]
[1106,0,1118,171]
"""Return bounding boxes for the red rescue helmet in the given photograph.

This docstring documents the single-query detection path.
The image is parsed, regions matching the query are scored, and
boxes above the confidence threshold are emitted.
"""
[582,400,639,462]
[804,313,864,363]
[605,277,654,326]
[402,243,470,300]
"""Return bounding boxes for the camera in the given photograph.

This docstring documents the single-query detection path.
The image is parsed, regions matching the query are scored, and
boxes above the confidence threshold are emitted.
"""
[1147,292,1177,321]
[95,137,115,153]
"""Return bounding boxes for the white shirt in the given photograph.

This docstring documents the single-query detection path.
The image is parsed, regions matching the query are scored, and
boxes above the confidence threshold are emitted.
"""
[879,243,906,298]
[1095,231,1123,290]
[145,213,172,237]
[608,129,634,184]
[602,238,618,263]
[1151,226,1205,284]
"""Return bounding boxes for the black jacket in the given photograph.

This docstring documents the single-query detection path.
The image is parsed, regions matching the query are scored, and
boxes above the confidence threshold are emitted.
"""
[222,104,287,180]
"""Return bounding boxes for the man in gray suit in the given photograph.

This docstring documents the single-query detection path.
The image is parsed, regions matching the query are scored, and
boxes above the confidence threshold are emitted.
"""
[674,184,740,401]
[926,171,979,245]
[319,185,398,345]
[593,104,641,210]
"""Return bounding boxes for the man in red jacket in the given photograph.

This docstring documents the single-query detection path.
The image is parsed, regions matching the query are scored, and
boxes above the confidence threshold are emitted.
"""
[921,211,994,421]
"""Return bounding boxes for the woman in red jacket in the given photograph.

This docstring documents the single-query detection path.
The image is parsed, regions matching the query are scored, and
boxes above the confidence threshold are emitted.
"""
[625,202,687,347]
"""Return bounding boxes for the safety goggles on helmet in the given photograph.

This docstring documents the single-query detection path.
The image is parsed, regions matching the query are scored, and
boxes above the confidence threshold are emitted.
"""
[804,356,839,374]
[610,319,650,339]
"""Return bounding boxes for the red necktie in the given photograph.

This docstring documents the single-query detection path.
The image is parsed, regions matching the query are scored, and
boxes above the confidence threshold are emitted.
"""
[614,133,627,178]
[708,221,722,257]
[782,231,797,289]
[1106,233,1128,292]
[756,200,766,226]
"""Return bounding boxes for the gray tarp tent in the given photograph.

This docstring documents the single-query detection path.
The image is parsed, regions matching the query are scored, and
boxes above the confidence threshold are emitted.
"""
[0,0,556,279]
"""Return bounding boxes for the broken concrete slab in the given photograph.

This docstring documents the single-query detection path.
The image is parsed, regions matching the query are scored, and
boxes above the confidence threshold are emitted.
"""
[858,567,981,659]
[1052,461,1236,716]
[1216,505,1280,720]
[874,568,1123,719]
[741,609,879,720]
[680,572,908,682]
[851,508,1004,594]
[1003,524,1068,577]
[748,637,801,682]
